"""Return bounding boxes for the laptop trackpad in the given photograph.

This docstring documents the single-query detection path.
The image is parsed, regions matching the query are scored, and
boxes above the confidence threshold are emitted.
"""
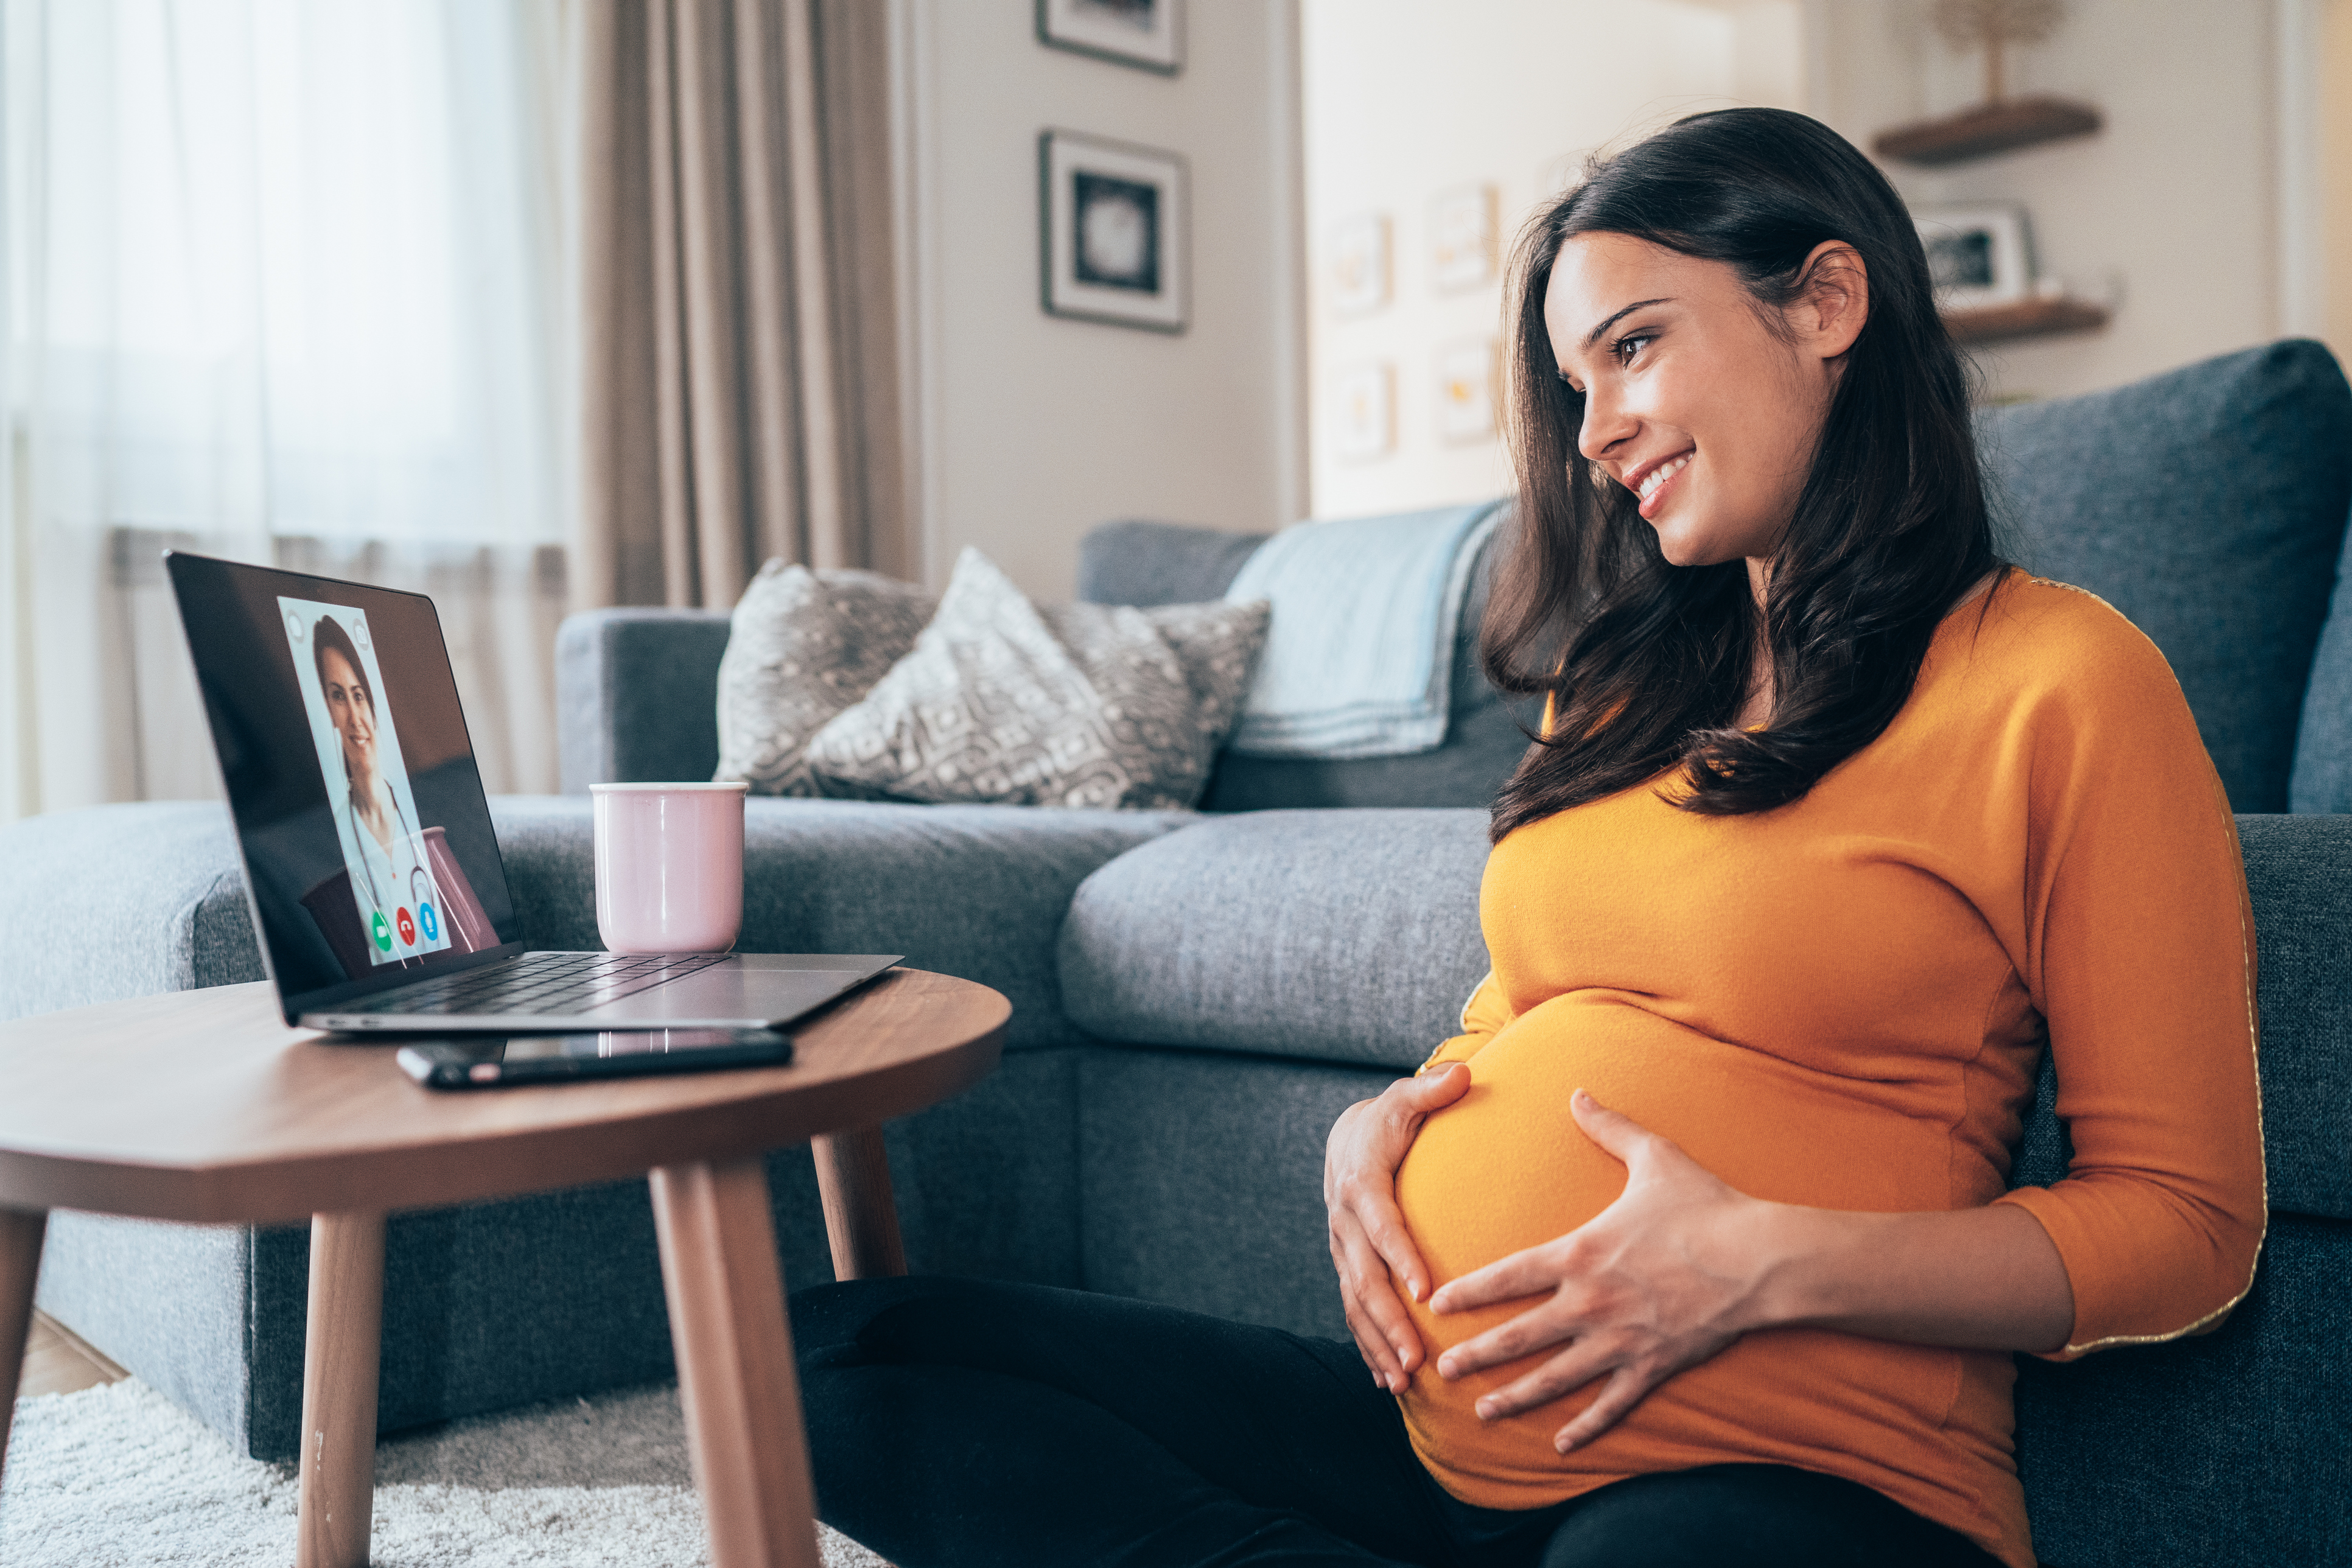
[583,959,896,1027]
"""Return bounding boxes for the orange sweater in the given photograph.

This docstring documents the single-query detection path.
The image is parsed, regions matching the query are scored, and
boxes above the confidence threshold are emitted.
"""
[1392,576,2265,1568]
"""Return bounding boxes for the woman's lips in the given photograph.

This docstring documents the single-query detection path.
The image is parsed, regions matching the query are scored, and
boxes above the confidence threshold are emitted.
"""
[1636,451,1692,521]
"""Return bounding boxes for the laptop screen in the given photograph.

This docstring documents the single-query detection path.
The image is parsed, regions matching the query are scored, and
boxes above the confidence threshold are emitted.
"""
[166,551,523,1018]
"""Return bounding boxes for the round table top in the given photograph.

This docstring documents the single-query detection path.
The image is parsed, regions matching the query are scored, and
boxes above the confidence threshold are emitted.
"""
[0,969,1007,1225]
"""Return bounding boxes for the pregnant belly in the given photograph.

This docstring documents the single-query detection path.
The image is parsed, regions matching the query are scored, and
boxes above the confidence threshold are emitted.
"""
[1391,991,1975,1505]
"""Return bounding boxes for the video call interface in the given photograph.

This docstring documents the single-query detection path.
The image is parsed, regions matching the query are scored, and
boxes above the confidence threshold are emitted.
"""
[169,555,520,1006]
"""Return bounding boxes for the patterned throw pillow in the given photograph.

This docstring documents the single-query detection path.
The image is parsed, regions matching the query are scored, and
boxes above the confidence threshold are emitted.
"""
[803,548,1269,810]
[713,561,938,796]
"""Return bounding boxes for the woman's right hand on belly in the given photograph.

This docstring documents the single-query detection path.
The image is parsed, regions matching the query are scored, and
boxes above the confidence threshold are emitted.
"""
[1324,1062,1472,1393]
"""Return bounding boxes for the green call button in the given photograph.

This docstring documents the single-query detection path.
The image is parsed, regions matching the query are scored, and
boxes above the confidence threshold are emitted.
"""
[370,910,393,952]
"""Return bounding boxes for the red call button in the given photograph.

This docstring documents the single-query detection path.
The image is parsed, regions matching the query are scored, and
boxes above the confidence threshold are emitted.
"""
[396,906,417,945]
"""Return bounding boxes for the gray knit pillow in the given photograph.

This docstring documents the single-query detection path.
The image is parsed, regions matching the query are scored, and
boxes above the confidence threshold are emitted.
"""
[713,561,938,796]
[803,548,1268,810]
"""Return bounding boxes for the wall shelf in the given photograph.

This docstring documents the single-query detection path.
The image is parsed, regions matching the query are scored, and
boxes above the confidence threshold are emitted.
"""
[1944,297,2110,345]
[1874,97,2102,166]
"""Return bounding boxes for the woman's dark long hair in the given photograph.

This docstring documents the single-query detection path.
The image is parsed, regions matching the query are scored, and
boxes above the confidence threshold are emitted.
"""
[1486,108,2000,841]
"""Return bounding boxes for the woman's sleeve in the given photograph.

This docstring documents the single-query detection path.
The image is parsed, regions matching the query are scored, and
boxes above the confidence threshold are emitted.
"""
[1417,968,1514,1075]
[1991,609,2267,1360]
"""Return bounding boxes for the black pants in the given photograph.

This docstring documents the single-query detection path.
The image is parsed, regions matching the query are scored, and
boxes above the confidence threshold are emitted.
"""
[791,1276,2006,1568]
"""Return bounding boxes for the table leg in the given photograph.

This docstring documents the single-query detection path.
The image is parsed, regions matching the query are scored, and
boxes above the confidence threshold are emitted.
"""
[0,1207,47,1491]
[810,1127,908,1281]
[649,1158,821,1568]
[296,1211,385,1568]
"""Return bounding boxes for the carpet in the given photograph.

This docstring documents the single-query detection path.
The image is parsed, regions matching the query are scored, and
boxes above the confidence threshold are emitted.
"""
[1,1379,892,1566]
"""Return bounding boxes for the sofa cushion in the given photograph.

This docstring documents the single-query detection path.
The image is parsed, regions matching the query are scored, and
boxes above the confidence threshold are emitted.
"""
[1978,339,2352,813]
[1077,520,1542,811]
[713,561,937,797]
[495,795,1192,1051]
[803,550,1267,811]
[1058,808,1493,1071]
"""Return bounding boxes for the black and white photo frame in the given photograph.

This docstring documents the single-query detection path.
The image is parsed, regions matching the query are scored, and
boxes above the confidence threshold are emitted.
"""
[1037,0,1183,75]
[1913,203,2034,310]
[1040,130,1188,334]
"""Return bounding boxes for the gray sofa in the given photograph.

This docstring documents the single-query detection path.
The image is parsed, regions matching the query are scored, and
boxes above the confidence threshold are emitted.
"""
[7,340,2351,1567]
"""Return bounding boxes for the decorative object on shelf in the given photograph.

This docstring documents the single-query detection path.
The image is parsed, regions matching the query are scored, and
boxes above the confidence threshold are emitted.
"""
[1872,0,2100,166]
[1037,0,1181,74]
[1429,184,1497,293]
[1329,214,1391,318]
[1911,200,2109,345]
[1334,363,1395,462]
[1435,338,1499,445]
[1039,130,1188,333]
[1914,203,2034,310]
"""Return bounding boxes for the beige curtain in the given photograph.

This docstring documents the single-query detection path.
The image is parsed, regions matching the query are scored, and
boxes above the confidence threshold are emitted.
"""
[578,0,908,613]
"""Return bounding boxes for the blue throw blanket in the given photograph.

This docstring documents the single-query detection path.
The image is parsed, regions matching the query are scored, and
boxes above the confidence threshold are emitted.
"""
[1221,499,1507,758]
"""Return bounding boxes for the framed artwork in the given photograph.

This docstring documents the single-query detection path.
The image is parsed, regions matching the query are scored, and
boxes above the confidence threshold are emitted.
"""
[1429,183,1497,293]
[1913,203,2034,310]
[1037,0,1182,74]
[1435,338,1499,445]
[1329,214,1391,318]
[1333,363,1395,463]
[1040,130,1188,334]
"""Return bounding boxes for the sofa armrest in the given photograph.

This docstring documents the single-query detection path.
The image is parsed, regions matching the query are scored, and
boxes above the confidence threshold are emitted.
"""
[0,803,263,1023]
[555,609,733,793]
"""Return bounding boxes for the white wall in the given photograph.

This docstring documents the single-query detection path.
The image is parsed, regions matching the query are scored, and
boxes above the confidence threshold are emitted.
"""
[1299,0,1804,520]
[1809,0,2286,402]
[895,0,1304,601]
[2323,0,2352,363]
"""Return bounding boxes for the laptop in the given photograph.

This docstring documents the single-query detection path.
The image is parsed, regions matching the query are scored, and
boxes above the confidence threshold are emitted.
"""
[166,551,901,1033]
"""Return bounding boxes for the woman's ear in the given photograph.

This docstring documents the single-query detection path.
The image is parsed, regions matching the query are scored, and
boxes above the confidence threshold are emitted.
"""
[1793,240,1869,362]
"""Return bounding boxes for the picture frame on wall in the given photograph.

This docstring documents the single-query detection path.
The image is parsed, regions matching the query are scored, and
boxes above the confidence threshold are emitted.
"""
[1037,0,1182,75]
[1329,214,1391,318]
[1334,363,1396,463]
[1429,183,1498,294]
[1435,338,1499,445]
[1040,130,1188,333]
[1913,203,2034,310]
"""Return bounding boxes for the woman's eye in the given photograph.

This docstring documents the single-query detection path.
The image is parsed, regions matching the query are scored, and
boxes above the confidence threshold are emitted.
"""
[1613,333,1653,365]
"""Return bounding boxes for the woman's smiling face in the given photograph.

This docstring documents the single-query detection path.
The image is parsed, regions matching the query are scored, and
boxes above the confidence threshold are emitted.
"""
[1545,233,1858,570]
[320,645,377,780]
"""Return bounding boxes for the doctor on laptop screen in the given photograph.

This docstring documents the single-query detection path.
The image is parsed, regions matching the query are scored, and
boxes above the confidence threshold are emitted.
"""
[280,599,453,967]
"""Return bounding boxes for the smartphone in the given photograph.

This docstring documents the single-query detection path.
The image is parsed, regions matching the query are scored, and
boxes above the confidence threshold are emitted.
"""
[395,1027,793,1089]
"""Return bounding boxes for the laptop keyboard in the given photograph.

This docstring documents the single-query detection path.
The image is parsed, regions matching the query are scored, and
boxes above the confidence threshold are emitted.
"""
[360,951,728,1017]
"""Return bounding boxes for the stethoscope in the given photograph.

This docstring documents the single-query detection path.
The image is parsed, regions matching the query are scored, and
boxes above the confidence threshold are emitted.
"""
[348,779,438,947]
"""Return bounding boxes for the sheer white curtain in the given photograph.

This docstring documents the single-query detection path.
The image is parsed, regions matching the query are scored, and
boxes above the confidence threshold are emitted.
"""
[1,0,575,818]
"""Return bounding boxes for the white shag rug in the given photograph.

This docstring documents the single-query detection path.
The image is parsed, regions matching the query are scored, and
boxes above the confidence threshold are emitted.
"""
[1,1379,892,1567]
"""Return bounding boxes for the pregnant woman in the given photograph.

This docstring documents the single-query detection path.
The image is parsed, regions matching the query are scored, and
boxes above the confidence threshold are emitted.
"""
[792,108,2263,1568]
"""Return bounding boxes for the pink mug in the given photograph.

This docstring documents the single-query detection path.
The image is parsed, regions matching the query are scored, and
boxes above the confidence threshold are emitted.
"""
[590,782,748,954]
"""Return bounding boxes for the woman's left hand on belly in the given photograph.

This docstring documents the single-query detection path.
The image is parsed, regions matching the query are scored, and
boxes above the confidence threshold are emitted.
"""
[1427,1089,1770,1454]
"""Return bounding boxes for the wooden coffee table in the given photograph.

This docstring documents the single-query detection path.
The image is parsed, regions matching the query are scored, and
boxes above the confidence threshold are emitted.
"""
[0,967,1007,1568]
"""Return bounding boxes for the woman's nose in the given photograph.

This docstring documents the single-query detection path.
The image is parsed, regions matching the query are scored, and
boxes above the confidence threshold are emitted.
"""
[1577,387,1637,464]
